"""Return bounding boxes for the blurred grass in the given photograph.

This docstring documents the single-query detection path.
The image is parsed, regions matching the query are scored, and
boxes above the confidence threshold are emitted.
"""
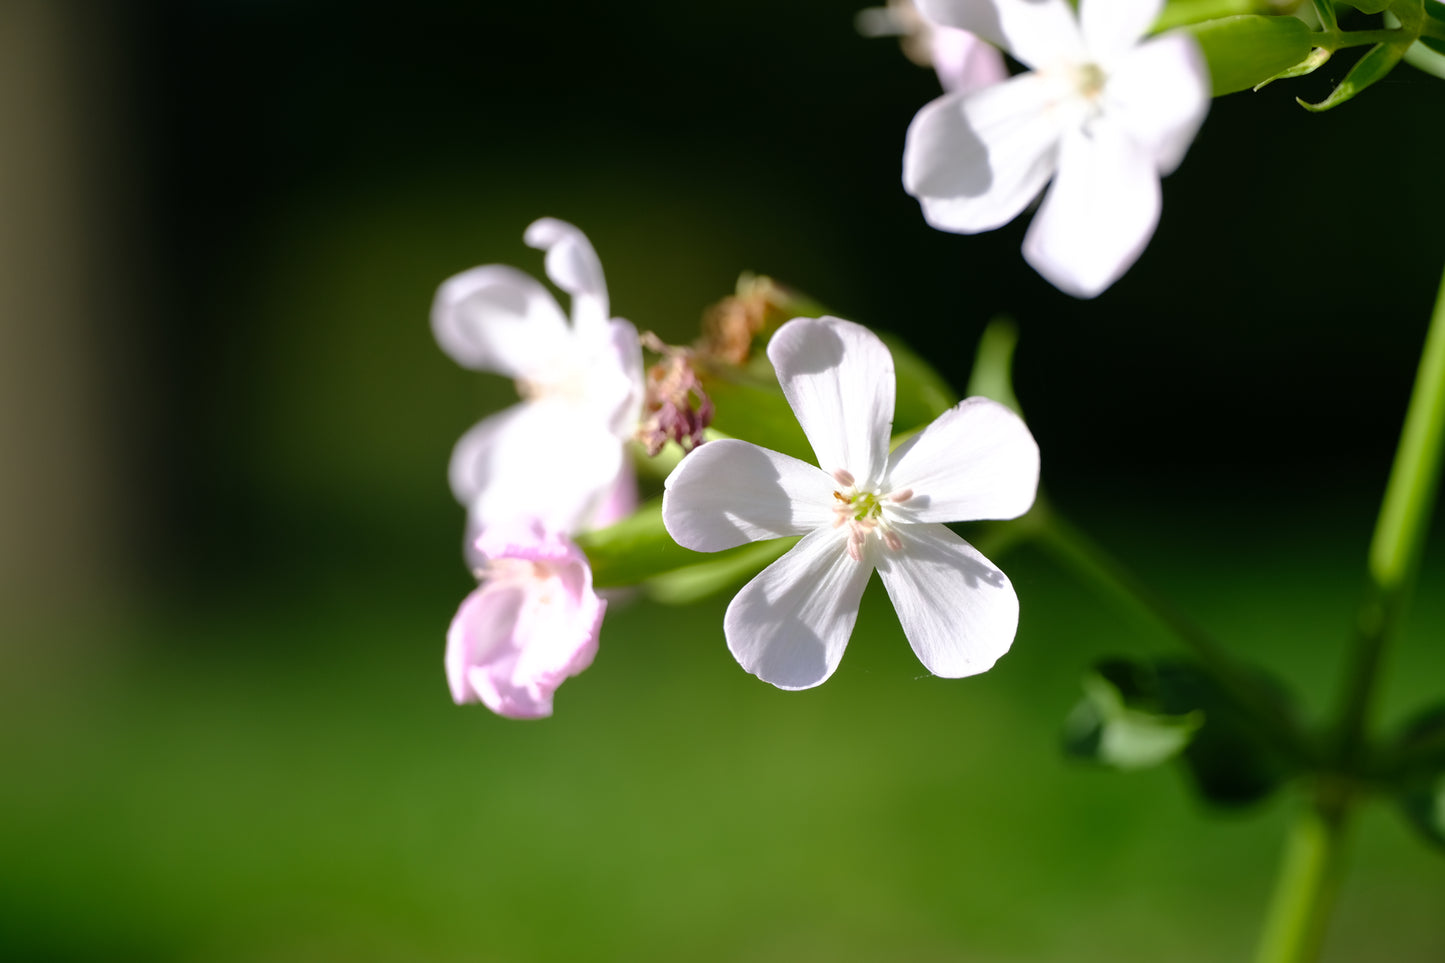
[3,509,1443,963]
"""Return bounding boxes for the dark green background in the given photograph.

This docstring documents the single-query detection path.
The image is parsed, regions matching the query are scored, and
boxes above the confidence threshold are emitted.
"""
[3,2,1443,960]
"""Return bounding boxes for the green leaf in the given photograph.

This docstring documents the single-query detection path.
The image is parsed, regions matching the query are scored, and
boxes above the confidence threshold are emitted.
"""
[1185,15,1317,96]
[1064,657,1300,806]
[1297,40,1409,111]
[1400,773,1445,850]
[1154,660,1296,806]
[1389,703,1445,852]
[1064,660,1204,771]
[965,317,1023,416]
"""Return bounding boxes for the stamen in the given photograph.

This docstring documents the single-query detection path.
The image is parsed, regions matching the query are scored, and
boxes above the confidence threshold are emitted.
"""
[889,488,913,503]
[882,530,902,553]
[832,468,855,487]
[833,490,849,503]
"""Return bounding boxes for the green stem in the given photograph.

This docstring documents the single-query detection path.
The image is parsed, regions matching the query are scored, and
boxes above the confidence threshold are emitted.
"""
[1253,261,1445,963]
[1342,259,1445,763]
[1314,28,1409,51]
[1033,499,1317,767]
[1251,788,1350,963]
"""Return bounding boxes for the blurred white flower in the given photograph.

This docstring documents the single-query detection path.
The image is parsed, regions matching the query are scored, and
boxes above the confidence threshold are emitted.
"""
[903,0,1210,298]
[857,0,1007,93]
[433,219,644,541]
[446,519,603,718]
[662,316,1039,690]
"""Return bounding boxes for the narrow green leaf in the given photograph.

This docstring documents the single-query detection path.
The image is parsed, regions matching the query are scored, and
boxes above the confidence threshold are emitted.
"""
[1298,40,1409,111]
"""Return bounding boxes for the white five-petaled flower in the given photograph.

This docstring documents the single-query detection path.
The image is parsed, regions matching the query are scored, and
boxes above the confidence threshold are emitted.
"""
[432,219,644,544]
[903,0,1210,298]
[662,316,1040,690]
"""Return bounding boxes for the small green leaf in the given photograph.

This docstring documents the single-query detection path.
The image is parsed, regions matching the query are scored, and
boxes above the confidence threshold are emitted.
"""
[1400,774,1445,850]
[1387,704,1445,850]
[1154,660,1296,806]
[1297,40,1409,111]
[1186,15,1317,95]
[1064,657,1300,806]
[1064,659,1204,771]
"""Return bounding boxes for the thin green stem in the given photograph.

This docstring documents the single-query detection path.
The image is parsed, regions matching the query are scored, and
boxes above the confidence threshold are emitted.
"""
[1254,262,1445,963]
[1341,260,1445,764]
[1313,28,1408,52]
[1032,499,1317,768]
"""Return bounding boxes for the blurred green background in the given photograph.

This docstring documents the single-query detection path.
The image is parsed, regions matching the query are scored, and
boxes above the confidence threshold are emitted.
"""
[2,1,1443,960]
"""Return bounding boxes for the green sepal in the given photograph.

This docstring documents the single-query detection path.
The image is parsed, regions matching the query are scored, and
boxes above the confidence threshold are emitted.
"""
[1297,40,1408,111]
[574,499,701,588]
[1346,0,1394,14]
[1185,15,1317,96]
[703,366,815,464]
[1155,1,1275,32]
[644,537,795,604]
[880,331,958,431]
[1064,659,1204,770]
[1257,46,1332,87]
[965,317,1023,416]
[1387,704,1445,852]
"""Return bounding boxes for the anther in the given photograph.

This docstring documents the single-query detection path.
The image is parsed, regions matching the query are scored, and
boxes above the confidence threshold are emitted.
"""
[889,489,913,503]
[832,468,855,487]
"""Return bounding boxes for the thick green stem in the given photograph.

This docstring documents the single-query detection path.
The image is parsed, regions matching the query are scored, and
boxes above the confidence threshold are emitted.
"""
[1252,789,1350,963]
[1254,262,1445,963]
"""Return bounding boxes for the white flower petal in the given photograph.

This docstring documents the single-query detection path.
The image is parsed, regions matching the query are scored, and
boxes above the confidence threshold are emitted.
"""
[1105,32,1210,174]
[1080,0,1163,66]
[876,523,1018,678]
[930,26,1010,94]
[917,0,1085,70]
[603,319,645,439]
[662,439,836,552]
[451,401,624,534]
[767,317,894,488]
[724,526,873,690]
[524,217,610,335]
[431,265,570,376]
[886,397,1040,523]
[903,76,1065,234]
[586,454,638,530]
[1022,122,1160,299]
